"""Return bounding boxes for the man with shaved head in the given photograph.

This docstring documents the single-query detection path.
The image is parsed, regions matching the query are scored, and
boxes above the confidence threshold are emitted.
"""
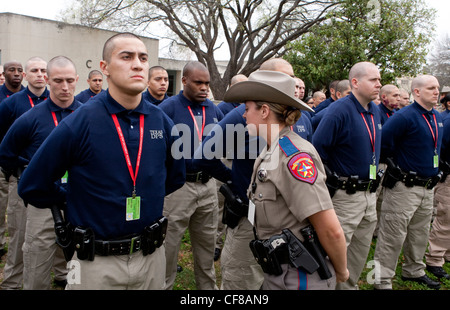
[0,57,50,289]
[18,33,185,290]
[0,60,25,288]
[398,89,411,109]
[0,56,81,290]
[377,84,401,125]
[313,61,383,290]
[259,58,295,77]
[159,61,224,290]
[374,75,443,290]
[0,61,24,103]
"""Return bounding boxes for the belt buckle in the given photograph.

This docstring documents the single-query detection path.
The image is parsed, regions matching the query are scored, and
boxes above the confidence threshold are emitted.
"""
[196,172,202,182]
[129,236,141,255]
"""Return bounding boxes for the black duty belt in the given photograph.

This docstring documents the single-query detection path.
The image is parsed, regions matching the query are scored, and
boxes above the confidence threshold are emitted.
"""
[401,174,437,188]
[337,177,373,192]
[95,235,142,256]
[186,171,211,183]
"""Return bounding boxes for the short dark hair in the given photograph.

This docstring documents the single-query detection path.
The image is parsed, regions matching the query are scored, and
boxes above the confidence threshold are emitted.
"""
[102,32,142,62]
[88,70,103,79]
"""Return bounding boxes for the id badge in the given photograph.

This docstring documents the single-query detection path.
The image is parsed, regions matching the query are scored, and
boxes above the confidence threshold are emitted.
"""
[248,200,256,226]
[433,155,439,168]
[369,165,377,180]
[61,171,68,184]
[126,196,141,221]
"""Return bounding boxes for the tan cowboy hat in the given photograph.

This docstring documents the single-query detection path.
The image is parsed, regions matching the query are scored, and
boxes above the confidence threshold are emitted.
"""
[223,70,313,112]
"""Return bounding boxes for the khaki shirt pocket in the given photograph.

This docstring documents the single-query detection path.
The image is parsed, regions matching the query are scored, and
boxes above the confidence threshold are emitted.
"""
[253,181,281,237]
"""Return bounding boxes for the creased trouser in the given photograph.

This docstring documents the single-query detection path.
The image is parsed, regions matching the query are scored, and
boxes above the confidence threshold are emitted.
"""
[332,189,377,290]
[163,178,219,290]
[220,217,264,290]
[66,246,166,290]
[425,177,450,266]
[0,174,8,253]
[22,205,67,289]
[0,176,26,290]
[374,182,433,289]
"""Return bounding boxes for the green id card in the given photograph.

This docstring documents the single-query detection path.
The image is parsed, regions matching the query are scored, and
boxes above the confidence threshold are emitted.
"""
[369,165,377,180]
[61,171,68,184]
[126,196,141,221]
[434,155,439,168]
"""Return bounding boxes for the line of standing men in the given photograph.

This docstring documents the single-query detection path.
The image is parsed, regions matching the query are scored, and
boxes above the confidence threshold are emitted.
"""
[0,31,448,290]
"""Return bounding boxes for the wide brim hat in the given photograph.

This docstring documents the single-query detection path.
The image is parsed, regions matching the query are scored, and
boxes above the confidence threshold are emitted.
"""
[224,70,313,112]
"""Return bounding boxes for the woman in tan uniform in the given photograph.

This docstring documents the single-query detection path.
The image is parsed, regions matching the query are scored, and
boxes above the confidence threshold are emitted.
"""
[223,70,349,290]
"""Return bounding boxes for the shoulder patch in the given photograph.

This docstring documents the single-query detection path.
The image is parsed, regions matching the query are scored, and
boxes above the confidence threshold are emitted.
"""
[279,136,299,157]
[287,153,317,184]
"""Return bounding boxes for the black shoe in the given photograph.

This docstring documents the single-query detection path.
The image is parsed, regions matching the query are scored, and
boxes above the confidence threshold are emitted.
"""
[0,248,6,258]
[401,275,441,290]
[214,248,221,261]
[177,264,183,273]
[426,265,450,280]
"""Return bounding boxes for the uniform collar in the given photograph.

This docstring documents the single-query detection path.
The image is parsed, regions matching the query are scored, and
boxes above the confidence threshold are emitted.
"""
[26,86,49,99]
[412,100,434,116]
[349,93,377,115]
[104,90,151,115]
[47,97,79,112]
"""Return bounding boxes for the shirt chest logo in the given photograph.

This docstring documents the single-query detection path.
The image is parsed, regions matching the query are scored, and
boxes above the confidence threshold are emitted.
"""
[149,130,163,139]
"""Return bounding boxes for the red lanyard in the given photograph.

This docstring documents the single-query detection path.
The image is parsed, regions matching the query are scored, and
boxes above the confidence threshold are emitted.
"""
[51,112,59,127]
[360,113,376,153]
[422,114,438,150]
[188,106,205,142]
[28,95,35,108]
[111,114,144,195]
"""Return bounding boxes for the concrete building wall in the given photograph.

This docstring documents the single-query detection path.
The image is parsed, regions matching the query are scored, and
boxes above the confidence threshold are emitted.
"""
[0,13,230,100]
[0,13,159,94]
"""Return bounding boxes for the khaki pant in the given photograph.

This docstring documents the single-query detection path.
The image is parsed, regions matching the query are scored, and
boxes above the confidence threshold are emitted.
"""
[373,163,387,237]
[332,189,377,290]
[425,177,450,266]
[262,261,336,290]
[374,182,434,289]
[163,178,219,290]
[0,177,26,290]
[220,217,264,290]
[0,174,8,253]
[22,205,67,289]
[66,246,166,290]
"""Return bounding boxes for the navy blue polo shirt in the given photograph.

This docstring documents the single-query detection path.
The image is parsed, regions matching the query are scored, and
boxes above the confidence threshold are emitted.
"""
[377,103,395,125]
[311,103,331,132]
[381,101,443,178]
[440,109,450,118]
[292,113,313,142]
[441,113,450,163]
[74,88,105,103]
[0,87,49,141]
[159,91,224,173]
[0,84,25,103]
[313,93,382,179]
[142,89,168,105]
[217,101,240,116]
[192,104,264,202]
[0,98,81,171]
[18,90,186,240]
[313,97,334,114]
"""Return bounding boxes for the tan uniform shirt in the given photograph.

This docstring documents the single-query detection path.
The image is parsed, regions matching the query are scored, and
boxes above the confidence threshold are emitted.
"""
[248,127,333,241]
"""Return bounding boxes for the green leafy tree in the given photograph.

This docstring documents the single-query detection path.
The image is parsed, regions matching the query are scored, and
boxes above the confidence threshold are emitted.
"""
[284,0,436,92]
